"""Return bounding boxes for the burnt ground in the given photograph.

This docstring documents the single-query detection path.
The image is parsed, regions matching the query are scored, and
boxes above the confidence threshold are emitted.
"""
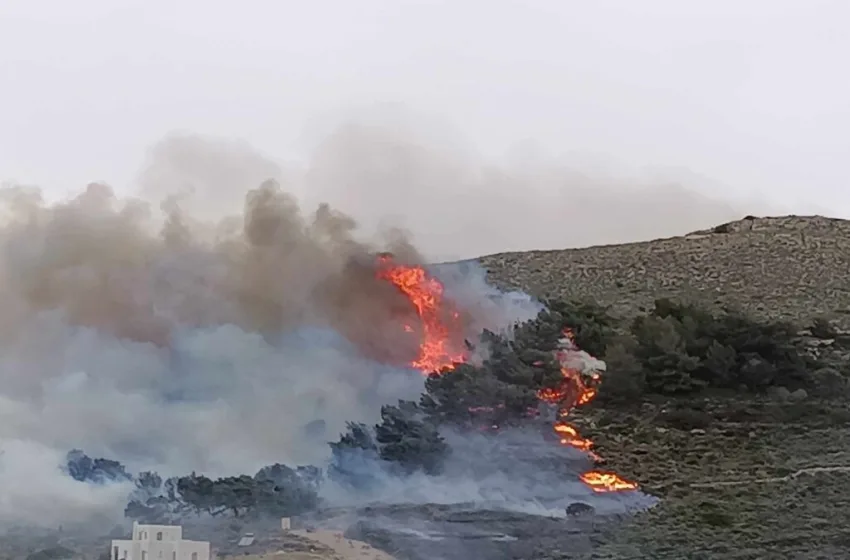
[333,399,850,559]
[343,504,623,560]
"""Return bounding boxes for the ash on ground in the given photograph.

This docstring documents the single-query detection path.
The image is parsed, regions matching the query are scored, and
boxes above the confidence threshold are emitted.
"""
[306,428,658,560]
[303,503,629,560]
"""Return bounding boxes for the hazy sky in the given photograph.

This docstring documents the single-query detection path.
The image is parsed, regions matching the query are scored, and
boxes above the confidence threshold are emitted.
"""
[1,0,847,256]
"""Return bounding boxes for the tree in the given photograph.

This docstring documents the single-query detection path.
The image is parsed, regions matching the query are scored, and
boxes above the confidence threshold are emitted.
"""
[253,463,321,515]
[627,298,816,394]
[374,401,449,475]
[65,450,131,484]
[176,473,218,515]
[328,422,384,490]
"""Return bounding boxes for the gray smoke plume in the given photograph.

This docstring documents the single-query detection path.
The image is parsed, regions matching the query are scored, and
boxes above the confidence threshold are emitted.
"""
[297,108,771,261]
[0,125,695,531]
[0,158,541,529]
[130,109,771,265]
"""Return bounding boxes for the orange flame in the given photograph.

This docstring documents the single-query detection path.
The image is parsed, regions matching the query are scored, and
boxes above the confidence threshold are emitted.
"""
[542,329,639,494]
[376,255,465,373]
[375,266,637,494]
[553,422,594,452]
[580,471,639,493]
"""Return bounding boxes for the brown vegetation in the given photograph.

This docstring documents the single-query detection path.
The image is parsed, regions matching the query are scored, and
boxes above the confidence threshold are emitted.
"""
[479,215,850,559]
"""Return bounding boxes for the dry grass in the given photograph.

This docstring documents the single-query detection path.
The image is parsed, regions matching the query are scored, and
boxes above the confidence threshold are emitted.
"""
[479,215,850,327]
[217,530,396,560]
[478,215,850,558]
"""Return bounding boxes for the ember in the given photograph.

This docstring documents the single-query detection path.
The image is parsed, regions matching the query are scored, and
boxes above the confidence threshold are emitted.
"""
[376,255,466,373]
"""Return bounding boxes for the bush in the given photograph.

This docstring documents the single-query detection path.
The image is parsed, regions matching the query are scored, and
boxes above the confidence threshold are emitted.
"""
[626,299,814,395]
[597,339,646,403]
[101,295,837,522]
[657,407,714,430]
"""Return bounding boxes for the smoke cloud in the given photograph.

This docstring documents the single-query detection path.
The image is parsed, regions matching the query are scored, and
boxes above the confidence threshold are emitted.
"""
[132,111,769,265]
[297,109,769,261]
[0,119,729,529]
[0,145,541,528]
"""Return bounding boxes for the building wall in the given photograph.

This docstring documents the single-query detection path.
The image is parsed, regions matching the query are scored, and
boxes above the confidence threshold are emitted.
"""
[133,523,183,542]
[112,539,132,560]
[111,524,209,560]
[178,540,210,560]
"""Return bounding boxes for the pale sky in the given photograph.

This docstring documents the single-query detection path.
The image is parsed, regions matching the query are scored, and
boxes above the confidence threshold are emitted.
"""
[1,0,847,257]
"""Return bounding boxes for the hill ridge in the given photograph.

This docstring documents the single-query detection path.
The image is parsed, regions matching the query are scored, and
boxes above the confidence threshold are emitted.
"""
[478,214,850,326]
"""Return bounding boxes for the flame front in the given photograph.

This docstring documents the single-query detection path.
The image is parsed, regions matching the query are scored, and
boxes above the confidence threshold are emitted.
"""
[376,260,637,494]
[376,255,465,373]
[539,329,639,494]
[580,471,640,493]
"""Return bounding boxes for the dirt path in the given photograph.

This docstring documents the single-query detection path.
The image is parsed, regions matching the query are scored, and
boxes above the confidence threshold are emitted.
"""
[225,530,396,560]
[290,530,395,560]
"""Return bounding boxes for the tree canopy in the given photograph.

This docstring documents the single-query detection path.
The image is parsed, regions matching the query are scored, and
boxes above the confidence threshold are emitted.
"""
[64,296,842,521]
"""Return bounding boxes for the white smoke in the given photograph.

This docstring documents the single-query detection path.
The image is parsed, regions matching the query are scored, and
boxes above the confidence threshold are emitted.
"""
[0,173,539,529]
[0,119,709,530]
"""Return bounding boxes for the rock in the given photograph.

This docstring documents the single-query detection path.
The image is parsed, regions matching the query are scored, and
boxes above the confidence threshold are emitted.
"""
[789,388,808,402]
[690,428,707,435]
[810,367,848,397]
[768,386,791,401]
[566,502,596,517]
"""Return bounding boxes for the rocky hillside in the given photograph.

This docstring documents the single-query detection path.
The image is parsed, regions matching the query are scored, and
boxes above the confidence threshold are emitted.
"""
[480,215,850,559]
[479,215,850,327]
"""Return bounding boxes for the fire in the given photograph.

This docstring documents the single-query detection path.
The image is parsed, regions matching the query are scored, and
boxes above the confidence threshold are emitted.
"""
[376,255,466,373]
[541,329,639,494]
[375,260,637,494]
[580,471,639,493]
[553,422,594,452]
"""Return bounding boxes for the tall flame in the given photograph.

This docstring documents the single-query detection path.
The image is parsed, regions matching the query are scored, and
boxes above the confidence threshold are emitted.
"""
[376,255,465,373]
[375,258,637,494]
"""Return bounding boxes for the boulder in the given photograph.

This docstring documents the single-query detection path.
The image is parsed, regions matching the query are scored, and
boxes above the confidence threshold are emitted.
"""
[565,502,595,517]
[789,388,808,402]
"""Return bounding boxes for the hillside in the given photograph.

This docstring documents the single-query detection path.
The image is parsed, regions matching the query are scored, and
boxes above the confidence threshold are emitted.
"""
[480,215,850,327]
[479,215,850,559]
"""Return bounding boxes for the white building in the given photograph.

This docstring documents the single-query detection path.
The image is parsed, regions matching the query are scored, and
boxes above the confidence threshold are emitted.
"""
[111,522,210,560]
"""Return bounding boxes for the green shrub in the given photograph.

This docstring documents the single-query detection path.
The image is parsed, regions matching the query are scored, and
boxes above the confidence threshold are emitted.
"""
[626,299,813,395]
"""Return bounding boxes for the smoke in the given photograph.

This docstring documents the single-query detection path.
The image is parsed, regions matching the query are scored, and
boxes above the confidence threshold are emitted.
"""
[0,117,724,530]
[297,108,770,261]
[323,427,657,518]
[0,156,539,528]
[130,111,771,265]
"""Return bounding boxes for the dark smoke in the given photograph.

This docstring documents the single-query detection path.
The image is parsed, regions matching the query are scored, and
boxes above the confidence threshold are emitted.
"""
[0,153,540,528]
[0,120,721,530]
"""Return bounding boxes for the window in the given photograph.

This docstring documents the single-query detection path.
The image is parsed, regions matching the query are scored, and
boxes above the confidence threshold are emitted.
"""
[156,532,163,541]
[113,546,119,560]
[141,551,147,560]
[172,552,176,560]
[191,553,198,560]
